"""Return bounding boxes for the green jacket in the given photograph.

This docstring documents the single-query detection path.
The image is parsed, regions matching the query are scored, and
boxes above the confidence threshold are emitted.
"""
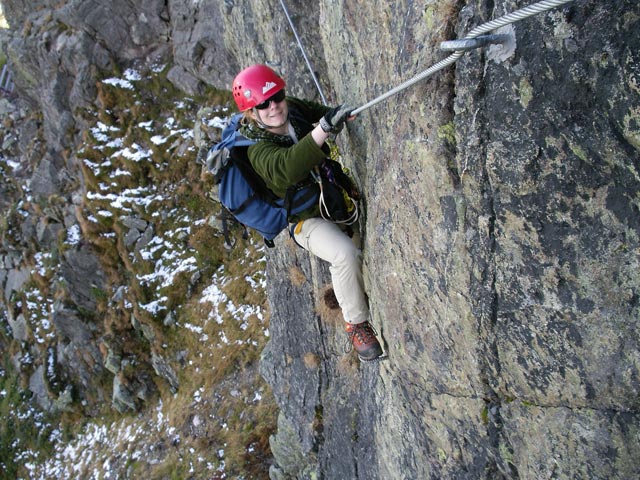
[239,98,330,221]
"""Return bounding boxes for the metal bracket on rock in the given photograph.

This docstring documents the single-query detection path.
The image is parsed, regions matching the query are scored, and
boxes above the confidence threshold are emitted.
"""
[440,34,512,51]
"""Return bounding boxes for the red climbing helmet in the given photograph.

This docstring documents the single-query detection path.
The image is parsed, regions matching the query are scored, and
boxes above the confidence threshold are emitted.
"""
[232,64,286,112]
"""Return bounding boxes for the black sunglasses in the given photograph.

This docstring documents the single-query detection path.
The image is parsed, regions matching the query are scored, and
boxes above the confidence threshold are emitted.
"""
[255,89,286,110]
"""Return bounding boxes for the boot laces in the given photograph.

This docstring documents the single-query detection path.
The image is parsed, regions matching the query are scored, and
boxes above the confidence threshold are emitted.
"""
[345,322,378,353]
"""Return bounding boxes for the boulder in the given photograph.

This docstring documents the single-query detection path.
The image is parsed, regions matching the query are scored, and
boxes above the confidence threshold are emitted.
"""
[60,246,106,312]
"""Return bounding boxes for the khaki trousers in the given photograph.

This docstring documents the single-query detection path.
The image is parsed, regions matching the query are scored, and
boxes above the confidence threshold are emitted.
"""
[293,217,369,325]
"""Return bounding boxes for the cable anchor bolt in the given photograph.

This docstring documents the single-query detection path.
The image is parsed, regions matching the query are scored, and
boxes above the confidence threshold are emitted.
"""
[440,34,512,52]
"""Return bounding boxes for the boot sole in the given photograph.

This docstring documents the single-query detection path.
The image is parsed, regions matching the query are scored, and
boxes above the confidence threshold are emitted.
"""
[356,343,384,362]
[359,353,387,363]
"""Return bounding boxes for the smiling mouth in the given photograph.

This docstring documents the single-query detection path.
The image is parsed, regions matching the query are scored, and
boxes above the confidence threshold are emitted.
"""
[264,111,286,123]
[256,106,288,129]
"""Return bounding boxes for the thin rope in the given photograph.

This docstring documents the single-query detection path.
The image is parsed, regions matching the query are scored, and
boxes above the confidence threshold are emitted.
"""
[279,0,328,105]
[351,0,575,115]
[318,181,359,225]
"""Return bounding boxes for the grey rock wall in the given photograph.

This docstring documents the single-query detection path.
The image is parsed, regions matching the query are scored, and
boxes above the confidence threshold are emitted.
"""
[1,0,638,478]
[258,0,640,478]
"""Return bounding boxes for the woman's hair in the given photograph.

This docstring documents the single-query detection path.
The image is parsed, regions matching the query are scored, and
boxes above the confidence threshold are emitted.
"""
[240,111,256,127]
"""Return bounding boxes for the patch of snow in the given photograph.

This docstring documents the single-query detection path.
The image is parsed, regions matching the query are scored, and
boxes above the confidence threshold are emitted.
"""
[65,225,81,246]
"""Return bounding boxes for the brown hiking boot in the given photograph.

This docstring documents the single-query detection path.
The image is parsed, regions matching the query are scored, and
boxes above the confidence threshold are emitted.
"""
[345,321,383,361]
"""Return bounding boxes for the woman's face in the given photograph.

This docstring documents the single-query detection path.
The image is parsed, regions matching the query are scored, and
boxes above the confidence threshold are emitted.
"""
[254,94,288,131]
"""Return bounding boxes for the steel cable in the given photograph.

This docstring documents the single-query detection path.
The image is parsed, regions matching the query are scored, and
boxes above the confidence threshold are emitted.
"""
[279,0,328,105]
[351,0,575,115]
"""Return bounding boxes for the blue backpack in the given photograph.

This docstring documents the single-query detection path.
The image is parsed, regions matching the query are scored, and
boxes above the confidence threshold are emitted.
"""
[205,113,319,247]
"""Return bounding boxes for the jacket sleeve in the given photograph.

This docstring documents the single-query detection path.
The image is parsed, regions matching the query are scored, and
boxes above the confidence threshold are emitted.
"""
[248,134,326,194]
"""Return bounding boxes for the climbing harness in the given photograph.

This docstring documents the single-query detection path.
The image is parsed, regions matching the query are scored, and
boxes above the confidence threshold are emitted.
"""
[350,0,575,115]
[311,166,359,226]
[279,0,328,105]
[318,177,359,225]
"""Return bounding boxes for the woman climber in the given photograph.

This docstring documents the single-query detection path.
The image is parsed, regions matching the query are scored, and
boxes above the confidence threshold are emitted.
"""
[231,64,383,361]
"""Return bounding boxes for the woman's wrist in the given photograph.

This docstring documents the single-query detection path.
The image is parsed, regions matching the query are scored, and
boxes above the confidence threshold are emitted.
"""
[311,124,330,146]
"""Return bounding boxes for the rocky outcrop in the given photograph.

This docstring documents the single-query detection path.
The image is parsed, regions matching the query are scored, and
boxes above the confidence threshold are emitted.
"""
[1,0,638,478]
[255,1,640,478]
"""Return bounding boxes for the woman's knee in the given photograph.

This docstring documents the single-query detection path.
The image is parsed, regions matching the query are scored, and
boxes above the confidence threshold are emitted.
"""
[300,219,359,264]
[331,240,362,269]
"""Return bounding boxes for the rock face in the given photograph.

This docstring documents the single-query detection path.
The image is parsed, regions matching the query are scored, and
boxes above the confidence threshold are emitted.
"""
[1,0,638,478]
